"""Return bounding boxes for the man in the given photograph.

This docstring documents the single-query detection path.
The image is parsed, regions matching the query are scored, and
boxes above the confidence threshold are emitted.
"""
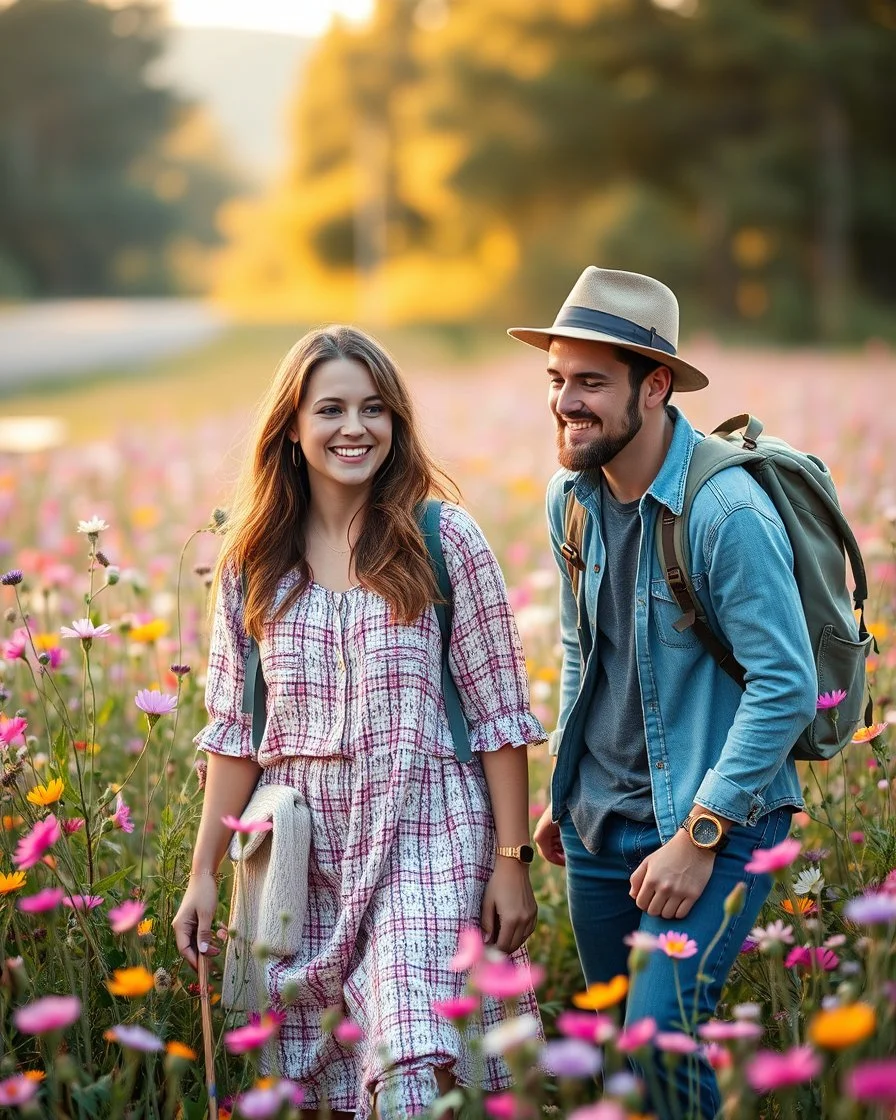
[509,267,816,1118]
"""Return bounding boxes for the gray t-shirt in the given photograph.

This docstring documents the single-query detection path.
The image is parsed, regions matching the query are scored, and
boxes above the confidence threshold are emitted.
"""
[568,477,654,853]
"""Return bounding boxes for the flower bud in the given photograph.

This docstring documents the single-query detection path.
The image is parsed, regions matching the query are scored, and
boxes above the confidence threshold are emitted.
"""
[724,882,747,917]
[105,566,120,586]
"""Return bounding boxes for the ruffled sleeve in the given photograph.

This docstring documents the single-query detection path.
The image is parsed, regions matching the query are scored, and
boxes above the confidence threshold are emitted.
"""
[438,504,546,753]
[193,560,257,760]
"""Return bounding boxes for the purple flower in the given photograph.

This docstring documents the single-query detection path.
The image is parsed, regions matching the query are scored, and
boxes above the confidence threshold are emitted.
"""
[817,689,847,710]
[0,569,23,586]
[234,1081,304,1119]
[844,892,896,925]
[60,618,112,643]
[135,688,177,727]
[105,1023,164,1052]
[540,1038,602,1078]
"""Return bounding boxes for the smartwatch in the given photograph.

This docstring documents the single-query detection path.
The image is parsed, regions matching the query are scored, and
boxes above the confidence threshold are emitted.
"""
[496,844,536,864]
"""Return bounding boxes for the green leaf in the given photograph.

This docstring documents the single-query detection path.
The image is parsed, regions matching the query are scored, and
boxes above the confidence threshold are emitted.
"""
[71,1075,114,1119]
[90,865,136,895]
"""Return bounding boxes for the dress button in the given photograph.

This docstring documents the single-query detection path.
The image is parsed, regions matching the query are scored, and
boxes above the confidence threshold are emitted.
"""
[336,654,345,672]
[655,760,665,770]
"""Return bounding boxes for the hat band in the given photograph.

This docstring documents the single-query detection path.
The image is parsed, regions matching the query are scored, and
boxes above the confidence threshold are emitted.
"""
[554,306,676,356]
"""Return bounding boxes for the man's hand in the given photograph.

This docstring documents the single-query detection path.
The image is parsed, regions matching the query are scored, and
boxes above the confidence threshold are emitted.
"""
[629,829,715,919]
[533,805,565,866]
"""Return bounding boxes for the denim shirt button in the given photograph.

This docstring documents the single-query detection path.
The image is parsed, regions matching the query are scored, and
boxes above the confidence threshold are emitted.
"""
[593,564,600,573]
[655,760,665,770]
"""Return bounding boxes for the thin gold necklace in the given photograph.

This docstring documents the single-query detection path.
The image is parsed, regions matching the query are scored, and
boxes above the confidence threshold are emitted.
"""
[311,526,351,556]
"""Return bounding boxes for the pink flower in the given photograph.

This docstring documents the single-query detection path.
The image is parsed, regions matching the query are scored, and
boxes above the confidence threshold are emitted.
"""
[235,1081,304,1119]
[699,1019,764,1042]
[134,689,177,717]
[817,690,847,710]
[703,1042,733,1071]
[105,1023,164,1052]
[449,926,485,972]
[485,1093,533,1119]
[845,1059,896,1104]
[746,1046,822,1092]
[333,1019,364,1046]
[2,629,28,661]
[0,716,27,746]
[556,1010,616,1044]
[744,837,801,874]
[60,618,112,641]
[224,1011,284,1055]
[221,814,273,834]
[0,1074,39,1105]
[784,945,839,972]
[656,1031,699,1055]
[108,899,146,934]
[62,818,85,835]
[657,931,698,959]
[432,995,480,1020]
[13,814,61,870]
[63,894,104,911]
[471,959,544,999]
[13,994,81,1035]
[44,646,67,670]
[617,1016,657,1053]
[17,887,65,914]
[569,1104,628,1120]
[623,930,660,952]
[850,831,865,844]
[111,794,134,834]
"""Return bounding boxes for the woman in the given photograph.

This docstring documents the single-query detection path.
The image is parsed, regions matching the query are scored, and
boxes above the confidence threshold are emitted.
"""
[173,326,545,1119]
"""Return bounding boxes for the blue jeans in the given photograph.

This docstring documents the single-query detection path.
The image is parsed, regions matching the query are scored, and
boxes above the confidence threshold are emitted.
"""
[560,808,791,1120]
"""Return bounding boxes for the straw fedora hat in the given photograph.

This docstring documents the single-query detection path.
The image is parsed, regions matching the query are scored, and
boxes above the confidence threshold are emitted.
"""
[508,266,708,391]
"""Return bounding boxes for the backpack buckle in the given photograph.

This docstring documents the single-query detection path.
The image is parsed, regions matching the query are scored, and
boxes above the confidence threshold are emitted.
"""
[561,540,586,572]
[666,565,687,593]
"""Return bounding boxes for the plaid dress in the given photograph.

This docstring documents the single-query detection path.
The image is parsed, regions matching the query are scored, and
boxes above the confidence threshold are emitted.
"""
[196,504,546,1118]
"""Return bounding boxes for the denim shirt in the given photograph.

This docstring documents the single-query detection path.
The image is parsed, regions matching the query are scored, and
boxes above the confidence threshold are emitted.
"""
[546,407,816,845]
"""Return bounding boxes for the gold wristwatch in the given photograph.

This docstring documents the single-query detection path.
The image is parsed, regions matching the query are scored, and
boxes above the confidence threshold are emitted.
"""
[680,809,729,853]
[496,844,535,864]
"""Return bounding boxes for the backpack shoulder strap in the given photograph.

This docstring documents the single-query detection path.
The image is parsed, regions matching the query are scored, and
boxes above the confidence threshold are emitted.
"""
[561,490,588,599]
[240,567,268,752]
[418,499,472,763]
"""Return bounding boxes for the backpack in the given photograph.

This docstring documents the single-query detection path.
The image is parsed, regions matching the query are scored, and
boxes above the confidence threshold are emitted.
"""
[561,413,875,762]
[239,499,472,762]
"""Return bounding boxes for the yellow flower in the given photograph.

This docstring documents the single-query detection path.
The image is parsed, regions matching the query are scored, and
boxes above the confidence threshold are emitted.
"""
[128,619,168,643]
[809,1002,876,1049]
[137,918,154,936]
[536,665,560,683]
[32,633,59,652]
[26,778,64,806]
[106,966,155,997]
[0,871,27,894]
[132,505,160,530]
[852,722,888,744]
[166,1041,197,1060]
[868,620,889,643]
[572,974,629,1011]
[2,815,24,831]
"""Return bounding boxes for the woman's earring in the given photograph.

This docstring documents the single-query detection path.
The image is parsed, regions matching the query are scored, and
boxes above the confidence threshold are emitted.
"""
[291,441,301,468]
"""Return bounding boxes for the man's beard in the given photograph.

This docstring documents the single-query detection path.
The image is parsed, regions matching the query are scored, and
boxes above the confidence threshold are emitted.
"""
[556,386,643,472]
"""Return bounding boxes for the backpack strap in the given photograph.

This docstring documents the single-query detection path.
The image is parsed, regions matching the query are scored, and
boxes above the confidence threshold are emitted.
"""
[239,503,472,763]
[240,568,268,752]
[561,491,588,599]
[418,499,472,763]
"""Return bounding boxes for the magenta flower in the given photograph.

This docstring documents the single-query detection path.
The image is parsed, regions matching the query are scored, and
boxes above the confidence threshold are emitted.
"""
[13,814,61,870]
[333,1019,364,1046]
[13,994,81,1035]
[105,1023,164,1052]
[0,716,27,746]
[60,618,112,642]
[485,1094,530,1120]
[221,814,273,834]
[432,995,480,1020]
[568,1104,628,1120]
[657,931,698,959]
[655,1031,700,1055]
[63,894,104,912]
[698,1019,764,1042]
[784,945,839,972]
[617,1016,657,1053]
[541,1038,603,1077]
[845,1059,896,1104]
[17,887,65,914]
[817,690,847,710]
[744,837,801,874]
[746,1046,822,1092]
[2,629,28,661]
[108,899,146,934]
[135,688,177,727]
[0,1074,39,1105]
[62,818,85,835]
[556,1010,616,1044]
[449,926,485,972]
[111,793,134,834]
[224,1011,284,1055]
[471,959,544,999]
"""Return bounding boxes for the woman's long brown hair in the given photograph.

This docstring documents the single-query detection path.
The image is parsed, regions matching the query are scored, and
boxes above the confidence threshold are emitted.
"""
[212,326,460,639]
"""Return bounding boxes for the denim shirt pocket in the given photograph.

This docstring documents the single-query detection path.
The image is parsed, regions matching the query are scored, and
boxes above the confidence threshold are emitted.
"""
[649,573,707,650]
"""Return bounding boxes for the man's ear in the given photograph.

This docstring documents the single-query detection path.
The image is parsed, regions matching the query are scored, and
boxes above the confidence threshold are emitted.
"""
[644,364,672,409]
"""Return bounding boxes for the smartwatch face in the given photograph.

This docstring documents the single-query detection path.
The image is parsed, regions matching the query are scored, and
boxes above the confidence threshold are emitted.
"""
[519,844,535,864]
[691,816,721,847]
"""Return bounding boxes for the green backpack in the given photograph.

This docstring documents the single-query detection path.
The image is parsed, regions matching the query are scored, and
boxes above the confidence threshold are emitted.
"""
[240,499,472,762]
[561,414,875,762]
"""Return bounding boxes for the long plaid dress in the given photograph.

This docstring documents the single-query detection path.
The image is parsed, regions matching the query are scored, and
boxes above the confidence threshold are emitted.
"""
[196,504,546,1117]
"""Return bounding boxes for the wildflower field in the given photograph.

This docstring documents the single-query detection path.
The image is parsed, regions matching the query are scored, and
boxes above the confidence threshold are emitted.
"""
[0,329,895,1118]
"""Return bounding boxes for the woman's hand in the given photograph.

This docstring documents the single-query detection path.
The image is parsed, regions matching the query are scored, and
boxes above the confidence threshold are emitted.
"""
[172,873,222,972]
[480,859,537,954]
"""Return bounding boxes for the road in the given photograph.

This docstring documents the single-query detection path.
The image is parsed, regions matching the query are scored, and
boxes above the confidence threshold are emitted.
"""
[0,298,228,393]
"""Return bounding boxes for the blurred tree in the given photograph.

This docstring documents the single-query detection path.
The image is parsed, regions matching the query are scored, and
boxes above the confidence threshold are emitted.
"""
[0,0,239,296]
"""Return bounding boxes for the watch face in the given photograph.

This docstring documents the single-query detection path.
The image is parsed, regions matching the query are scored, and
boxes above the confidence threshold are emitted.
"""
[691,816,721,847]
[519,844,535,864]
